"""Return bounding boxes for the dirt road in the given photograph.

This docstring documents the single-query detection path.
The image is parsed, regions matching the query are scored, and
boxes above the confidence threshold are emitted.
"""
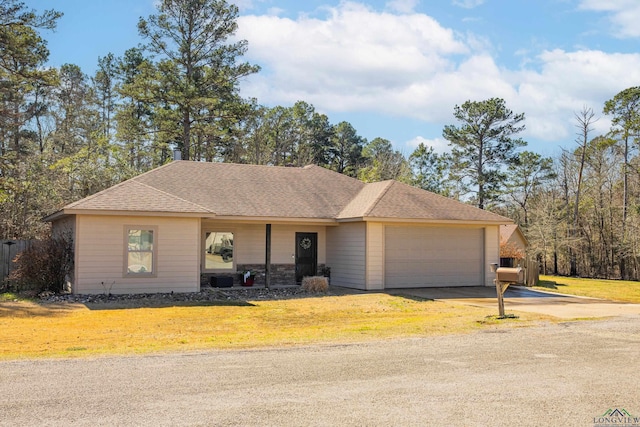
[1,315,639,426]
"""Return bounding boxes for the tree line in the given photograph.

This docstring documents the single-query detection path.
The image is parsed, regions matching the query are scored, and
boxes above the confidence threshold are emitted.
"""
[2,0,640,280]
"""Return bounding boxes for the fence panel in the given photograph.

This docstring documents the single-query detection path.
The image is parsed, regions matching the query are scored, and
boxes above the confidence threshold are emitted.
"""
[525,257,539,287]
[1,240,34,282]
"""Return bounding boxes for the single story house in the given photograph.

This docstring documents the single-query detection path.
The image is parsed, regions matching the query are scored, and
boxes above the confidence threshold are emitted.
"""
[46,161,513,294]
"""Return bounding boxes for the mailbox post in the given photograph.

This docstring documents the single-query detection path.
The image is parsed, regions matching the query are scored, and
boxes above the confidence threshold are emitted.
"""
[496,278,508,318]
[491,264,524,318]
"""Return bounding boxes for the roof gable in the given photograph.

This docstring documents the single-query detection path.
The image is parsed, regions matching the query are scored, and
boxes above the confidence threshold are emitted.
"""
[64,178,213,214]
[354,180,510,223]
[337,181,393,219]
[501,224,529,245]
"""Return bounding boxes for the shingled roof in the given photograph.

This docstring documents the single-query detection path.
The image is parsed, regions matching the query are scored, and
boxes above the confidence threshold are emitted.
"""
[500,224,529,244]
[51,161,511,224]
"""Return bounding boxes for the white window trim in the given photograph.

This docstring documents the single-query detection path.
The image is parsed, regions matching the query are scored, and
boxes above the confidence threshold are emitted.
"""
[123,225,158,278]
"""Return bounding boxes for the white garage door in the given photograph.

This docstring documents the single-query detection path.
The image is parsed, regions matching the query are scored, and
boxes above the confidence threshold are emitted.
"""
[384,226,484,288]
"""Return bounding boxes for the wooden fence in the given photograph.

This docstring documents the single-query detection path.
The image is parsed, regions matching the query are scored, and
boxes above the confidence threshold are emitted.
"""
[511,256,540,287]
[1,240,33,282]
[524,257,540,287]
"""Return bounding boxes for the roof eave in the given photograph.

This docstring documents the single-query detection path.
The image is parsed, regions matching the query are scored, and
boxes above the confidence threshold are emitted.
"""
[339,217,513,225]
[53,209,212,218]
[208,215,338,225]
[43,210,66,222]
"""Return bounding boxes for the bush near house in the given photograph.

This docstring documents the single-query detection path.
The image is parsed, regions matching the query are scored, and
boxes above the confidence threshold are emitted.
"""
[9,236,73,294]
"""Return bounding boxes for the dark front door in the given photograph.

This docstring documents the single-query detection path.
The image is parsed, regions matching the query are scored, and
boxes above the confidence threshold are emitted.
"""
[295,232,317,284]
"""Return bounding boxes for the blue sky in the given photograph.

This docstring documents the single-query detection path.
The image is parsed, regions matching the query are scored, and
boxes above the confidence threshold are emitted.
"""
[26,0,640,157]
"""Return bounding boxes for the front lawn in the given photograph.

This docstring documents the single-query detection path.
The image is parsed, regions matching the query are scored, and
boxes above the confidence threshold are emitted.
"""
[534,275,640,303]
[0,293,550,359]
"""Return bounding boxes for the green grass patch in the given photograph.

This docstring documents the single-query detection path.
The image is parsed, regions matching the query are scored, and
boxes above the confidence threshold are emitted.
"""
[535,275,640,303]
[0,293,553,360]
[0,292,30,302]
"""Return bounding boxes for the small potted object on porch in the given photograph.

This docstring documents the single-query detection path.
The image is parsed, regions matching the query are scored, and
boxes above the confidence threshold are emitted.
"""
[242,270,255,287]
[320,266,331,284]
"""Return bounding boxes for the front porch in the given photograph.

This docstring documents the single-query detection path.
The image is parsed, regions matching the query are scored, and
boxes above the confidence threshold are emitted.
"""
[201,263,329,288]
[200,221,331,289]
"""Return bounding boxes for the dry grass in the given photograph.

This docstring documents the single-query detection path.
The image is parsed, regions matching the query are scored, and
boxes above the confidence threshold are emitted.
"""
[535,275,640,303]
[0,293,551,360]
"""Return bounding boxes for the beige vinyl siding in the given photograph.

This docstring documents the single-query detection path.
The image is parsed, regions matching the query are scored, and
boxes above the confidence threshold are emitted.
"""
[484,225,500,286]
[384,225,484,288]
[270,225,326,264]
[200,221,327,266]
[234,224,266,264]
[327,222,366,289]
[75,215,199,294]
[365,222,384,290]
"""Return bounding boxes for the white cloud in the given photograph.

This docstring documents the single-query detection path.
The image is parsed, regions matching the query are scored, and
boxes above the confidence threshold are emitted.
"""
[405,137,450,154]
[452,0,485,9]
[237,2,640,149]
[239,3,470,114]
[511,49,640,141]
[579,0,640,38]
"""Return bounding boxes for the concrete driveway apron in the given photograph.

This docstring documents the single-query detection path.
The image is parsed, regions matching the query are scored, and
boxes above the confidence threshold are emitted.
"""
[390,286,640,319]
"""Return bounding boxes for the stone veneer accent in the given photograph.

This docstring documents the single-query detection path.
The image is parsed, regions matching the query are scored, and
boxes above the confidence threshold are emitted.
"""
[202,264,327,287]
[239,264,294,286]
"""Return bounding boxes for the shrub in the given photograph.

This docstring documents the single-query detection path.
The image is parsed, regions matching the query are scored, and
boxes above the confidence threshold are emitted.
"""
[301,276,329,293]
[500,240,525,260]
[9,235,73,294]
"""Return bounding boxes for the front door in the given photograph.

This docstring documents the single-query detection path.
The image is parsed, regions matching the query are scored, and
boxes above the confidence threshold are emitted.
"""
[295,232,317,284]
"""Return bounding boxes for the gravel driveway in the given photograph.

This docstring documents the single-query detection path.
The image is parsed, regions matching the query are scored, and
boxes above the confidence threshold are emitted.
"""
[391,286,640,318]
[2,315,639,426]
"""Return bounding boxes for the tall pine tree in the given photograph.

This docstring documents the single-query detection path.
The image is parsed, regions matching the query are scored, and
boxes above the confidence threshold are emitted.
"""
[137,0,260,161]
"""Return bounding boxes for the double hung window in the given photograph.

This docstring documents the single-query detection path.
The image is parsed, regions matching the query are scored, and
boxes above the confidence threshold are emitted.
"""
[126,227,156,275]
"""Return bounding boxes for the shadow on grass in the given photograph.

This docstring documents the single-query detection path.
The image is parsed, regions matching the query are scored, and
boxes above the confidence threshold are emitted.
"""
[535,280,568,290]
[0,292,257,316]
[388,294,434,303]
[0,301,80,318]
[84,300,256,310]
[1,285,429,314]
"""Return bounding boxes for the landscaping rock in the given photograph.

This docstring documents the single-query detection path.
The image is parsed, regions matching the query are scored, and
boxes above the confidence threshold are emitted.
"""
[38,285,349,305]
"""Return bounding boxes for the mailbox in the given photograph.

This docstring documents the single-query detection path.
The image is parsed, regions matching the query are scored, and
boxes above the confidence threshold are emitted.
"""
[495,267,524,284]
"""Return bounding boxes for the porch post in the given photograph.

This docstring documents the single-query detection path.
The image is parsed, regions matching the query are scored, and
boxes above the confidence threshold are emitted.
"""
[265,224,271,289]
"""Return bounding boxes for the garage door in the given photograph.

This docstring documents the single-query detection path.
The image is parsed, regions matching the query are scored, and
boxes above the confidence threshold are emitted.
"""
[384,226,484,288]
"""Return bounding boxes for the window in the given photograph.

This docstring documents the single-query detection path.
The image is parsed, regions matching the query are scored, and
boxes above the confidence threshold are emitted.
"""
[204,231,233,270]
[125,227,156,275]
